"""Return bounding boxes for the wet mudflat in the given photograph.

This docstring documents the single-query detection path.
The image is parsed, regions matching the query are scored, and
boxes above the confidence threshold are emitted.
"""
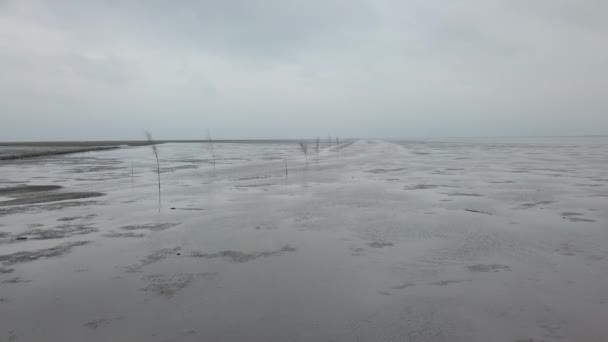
[0,138,607,342]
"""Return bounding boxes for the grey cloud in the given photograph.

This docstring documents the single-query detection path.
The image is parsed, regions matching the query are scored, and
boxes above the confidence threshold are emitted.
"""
[28,0,378,59]
[0,0,606,140]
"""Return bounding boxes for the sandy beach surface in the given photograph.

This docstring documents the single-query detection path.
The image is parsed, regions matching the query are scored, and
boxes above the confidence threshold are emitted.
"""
[1,138,607,342]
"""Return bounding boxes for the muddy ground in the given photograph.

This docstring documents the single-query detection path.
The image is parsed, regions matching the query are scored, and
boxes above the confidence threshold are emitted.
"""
[0,138,607,342]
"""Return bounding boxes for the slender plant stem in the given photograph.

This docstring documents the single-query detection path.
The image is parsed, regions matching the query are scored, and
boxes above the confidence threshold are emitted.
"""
[155,154,161,210]
[145,130,161,211]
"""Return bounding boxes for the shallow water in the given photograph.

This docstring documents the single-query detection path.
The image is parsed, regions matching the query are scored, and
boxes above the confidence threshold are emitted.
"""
[0,138,607,342]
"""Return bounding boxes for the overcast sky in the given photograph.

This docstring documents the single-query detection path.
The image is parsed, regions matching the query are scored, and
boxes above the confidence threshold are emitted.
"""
[1,0,607,140]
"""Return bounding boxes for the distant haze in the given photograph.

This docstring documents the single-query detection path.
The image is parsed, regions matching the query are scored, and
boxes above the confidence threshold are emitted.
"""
[1,0,607,141]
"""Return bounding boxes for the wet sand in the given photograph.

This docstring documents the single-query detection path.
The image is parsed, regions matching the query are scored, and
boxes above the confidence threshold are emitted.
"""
[0,138,607,341]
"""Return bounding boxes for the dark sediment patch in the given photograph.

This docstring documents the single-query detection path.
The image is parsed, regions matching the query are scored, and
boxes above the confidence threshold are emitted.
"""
[0,146,120,160]
[467,264,511,272]
[464,209,494,215]
[0,185,62,195]
[236,183,273,188]
[18,224,97,240]
[103,232,146,238]
[82,316,125,329]
[364,168,406,174]
[518,201,554,209]
[561,212,584,217]
[175,158,205,163]
[560,212,596,222]
[141,272,217,298]
[390,282,415,290]
[0,241,90,266]
[120,222,180,232]
[377,290,392,296]
[446,192,483,197]
[254,224,277,230]
[350,247,365,256]
[368,242,394,248]
[1,277,32,284]
[189,245,296,263]
[68,165,125,173]
[432,279,471,286]
[557,243,578,256]
[57,214,96,222]
[237,176,268,181]
[566,217,596,223]
[160,165,199,173]
[404,184,439,190]
[0,191,105,207]
[75,177,125,182]
[0,200,98,217]
[0,180,25,185]
[0,267,14,274]
[126,247,181,273]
